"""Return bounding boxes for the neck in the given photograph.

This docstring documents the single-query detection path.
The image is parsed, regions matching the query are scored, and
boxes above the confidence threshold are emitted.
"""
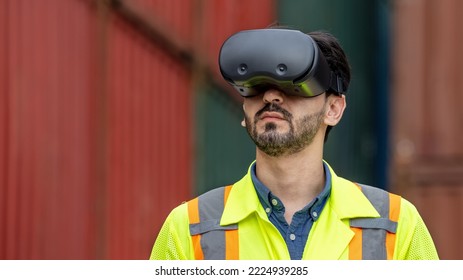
[255,142,326,223]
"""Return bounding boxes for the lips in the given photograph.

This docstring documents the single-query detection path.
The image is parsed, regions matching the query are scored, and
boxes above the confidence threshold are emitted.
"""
[258,111,288,122]
[255,103,292,122]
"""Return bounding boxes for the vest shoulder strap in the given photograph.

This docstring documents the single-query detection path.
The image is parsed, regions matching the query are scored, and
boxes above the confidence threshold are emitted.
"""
[187,185,238,260]
[349,183,402,260]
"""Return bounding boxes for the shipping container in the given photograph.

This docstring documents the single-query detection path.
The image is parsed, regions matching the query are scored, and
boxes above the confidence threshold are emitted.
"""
[0,0,276,259]
[391,0,463,259]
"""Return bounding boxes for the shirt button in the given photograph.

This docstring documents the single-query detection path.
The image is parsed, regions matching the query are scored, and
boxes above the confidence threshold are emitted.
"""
[265,207,271,214]
[271,199,278,206]
[312,211,318,218]
[289,234,296,241]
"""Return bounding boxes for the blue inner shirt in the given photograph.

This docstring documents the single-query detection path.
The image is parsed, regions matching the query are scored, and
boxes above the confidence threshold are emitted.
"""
[251,162,332,260]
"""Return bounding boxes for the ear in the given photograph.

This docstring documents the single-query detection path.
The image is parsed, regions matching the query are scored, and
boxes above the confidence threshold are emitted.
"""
[324,94,346,127]
[241,103,247,127]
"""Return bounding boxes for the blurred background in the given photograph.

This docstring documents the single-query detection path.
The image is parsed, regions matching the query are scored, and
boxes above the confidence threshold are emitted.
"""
[1,0,462,259]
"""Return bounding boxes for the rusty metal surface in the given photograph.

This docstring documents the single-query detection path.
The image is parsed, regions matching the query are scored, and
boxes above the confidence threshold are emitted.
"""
[103,14,194,258]
[0,0,275,259]
[391,0,463,259]
[0,0,193,259]
[0,0,8,260]
[1,0,100,259]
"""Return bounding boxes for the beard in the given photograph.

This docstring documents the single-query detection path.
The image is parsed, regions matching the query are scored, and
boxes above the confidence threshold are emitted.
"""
[244,102,325,157]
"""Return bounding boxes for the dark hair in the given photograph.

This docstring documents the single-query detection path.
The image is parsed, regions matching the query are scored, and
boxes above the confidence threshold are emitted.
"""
[308,31,351,142]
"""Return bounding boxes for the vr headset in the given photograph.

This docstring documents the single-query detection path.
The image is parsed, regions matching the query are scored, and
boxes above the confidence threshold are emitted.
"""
[219,28,346,98]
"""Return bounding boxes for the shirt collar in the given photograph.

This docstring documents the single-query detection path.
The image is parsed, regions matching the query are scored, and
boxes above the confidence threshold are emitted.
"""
[250,161,332,221]
[221,161,379,226]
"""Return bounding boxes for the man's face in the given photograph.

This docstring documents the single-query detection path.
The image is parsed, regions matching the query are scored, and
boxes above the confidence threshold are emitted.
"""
[243,88,327,157]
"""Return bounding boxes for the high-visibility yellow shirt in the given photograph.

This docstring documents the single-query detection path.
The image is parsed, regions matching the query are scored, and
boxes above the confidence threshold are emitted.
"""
[150,162,439,260]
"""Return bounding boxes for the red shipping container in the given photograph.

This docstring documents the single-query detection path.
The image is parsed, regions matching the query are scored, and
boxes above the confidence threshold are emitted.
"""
[0,0,275,259]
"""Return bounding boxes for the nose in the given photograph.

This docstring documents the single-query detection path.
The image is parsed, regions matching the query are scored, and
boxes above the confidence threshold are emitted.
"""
[263,88,284,104]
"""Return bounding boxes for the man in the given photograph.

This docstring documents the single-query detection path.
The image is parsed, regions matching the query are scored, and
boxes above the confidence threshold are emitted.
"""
[150,28,438,260]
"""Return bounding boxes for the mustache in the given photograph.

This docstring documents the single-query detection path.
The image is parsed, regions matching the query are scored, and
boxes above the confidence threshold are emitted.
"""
[255,103,292,121]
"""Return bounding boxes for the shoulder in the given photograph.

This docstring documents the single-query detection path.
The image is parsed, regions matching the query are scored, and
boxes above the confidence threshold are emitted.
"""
[393,196,439,259]
[353,183,429,230]
[162,200,190,228]
[355,184,438,259]
[395,195,427,232]
[196,186,229,201]
[166,186,229,221]
[356,183,421,221]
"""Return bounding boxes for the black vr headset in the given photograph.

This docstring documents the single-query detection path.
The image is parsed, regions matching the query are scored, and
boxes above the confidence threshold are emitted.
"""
[219,28,346,98]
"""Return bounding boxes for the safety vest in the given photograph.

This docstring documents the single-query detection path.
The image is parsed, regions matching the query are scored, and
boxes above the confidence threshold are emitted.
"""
[188,183,401,260]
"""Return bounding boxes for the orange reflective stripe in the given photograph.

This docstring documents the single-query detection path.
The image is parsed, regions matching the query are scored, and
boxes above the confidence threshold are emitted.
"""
[191,235,204,260]
[385,233,396,260]
[349,227,363,260]
[386,193,401,259]
[225,229,239,259]
[389,193,401,222]
[224,185,233,205]
[188,198,204,260]
[223,185,239,259]
[349,183,362,260]
[188,197,200,224]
